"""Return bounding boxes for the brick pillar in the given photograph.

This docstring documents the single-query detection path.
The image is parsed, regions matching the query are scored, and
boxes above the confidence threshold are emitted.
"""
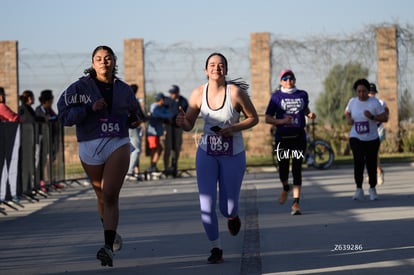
[249,32,272,156]
[0,40,19,112]
[123,39,145,103]
[376,27,399,152]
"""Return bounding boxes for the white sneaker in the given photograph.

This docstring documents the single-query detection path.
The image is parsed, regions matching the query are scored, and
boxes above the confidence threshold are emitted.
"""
[352,188,365,200]
[369,188,379,200]
[377,170,384,186]
[125,174,136,181]
[113,233,123,252]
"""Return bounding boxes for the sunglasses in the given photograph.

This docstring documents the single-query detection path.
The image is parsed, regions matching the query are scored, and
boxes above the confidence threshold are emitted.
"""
[281,75,295,81]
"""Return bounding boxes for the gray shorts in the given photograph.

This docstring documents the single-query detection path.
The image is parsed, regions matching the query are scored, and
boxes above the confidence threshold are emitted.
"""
[79,137,130,165]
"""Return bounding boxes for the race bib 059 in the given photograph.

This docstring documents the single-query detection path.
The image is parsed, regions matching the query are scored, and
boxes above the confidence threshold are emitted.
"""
[206,135,233,156]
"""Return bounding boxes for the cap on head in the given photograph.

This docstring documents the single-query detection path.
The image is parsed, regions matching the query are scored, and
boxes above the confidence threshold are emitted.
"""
[279,69,295,80]
[155,92,165,101]
[369,83,377,94]
[169,85,180,94]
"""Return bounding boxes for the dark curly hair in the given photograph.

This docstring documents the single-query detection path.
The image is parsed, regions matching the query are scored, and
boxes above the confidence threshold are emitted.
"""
[353,78,370,91]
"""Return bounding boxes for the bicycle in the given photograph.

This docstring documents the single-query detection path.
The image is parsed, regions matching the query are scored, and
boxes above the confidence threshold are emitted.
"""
[271,119,335,170]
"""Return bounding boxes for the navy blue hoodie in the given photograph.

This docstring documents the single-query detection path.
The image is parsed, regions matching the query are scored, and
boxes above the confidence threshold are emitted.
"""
[57,75,138,142]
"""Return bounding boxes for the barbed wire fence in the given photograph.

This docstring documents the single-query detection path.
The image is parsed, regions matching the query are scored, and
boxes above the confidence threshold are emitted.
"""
[18,24,414,116]
[270,24,414,110]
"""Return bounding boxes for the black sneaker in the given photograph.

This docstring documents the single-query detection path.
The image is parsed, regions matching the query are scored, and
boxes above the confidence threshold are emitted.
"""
[97,245,113,267]
[228,216,241,236]
[207,247,223,264]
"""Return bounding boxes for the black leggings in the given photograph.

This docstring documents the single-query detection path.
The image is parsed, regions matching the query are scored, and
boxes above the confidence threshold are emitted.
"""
[349,137,380,188]
[276,137,307,186]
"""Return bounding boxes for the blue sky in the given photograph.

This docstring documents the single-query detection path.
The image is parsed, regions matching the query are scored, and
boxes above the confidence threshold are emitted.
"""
[2,0,413,53]
[1,0,414,107]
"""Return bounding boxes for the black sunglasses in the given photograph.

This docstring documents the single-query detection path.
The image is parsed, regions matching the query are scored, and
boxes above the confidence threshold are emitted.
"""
[281,75,295,81]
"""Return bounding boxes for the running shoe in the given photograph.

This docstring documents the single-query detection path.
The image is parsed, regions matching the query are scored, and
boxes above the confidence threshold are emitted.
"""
[291,202,302,215]
[207,247,223,264]
[11,196,20,204]
[369,188,379,200]
[228,216,241,236]
[352,188,365,201]
[96,245,113,267]
[125,174,137,181]
[278,184,292,204]
[113,233,123,252]
[136,173,144,181]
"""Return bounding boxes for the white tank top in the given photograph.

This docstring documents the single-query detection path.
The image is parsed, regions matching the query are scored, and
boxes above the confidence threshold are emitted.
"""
[199,82,244,155]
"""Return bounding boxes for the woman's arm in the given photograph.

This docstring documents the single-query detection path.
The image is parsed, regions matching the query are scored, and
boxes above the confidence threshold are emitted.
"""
[227,86,258,134]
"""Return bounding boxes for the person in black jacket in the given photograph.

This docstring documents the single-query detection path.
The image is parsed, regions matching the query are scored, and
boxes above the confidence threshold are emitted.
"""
[163,85,188,176]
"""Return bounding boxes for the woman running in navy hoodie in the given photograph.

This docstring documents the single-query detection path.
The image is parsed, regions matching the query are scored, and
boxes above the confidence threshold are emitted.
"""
[57,45,141,267]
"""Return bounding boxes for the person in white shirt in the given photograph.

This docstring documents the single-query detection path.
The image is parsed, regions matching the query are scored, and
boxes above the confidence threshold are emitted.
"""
[344,79,388,201]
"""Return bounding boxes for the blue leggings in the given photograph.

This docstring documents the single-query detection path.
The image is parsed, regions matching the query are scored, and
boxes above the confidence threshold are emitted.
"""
[195,148,246,241]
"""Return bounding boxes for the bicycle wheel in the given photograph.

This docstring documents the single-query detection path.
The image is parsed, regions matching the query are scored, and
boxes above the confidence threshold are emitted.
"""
[308,139,334,170]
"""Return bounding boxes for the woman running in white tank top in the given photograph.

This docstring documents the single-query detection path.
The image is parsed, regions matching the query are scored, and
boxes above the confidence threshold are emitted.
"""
[176,52,258,264]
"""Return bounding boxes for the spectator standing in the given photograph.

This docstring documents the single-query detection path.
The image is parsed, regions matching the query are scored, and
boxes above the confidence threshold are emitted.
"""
[163,85,188,177]
[35,90,65,190]
[0,87,20,202]
[126,84,147,181]
[19,90,44,124]
[35,90,58,121]
[146,92,173,174]
[19,90,46,197]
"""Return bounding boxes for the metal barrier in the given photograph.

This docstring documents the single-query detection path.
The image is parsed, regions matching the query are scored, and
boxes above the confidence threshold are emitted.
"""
[0,120,66,214]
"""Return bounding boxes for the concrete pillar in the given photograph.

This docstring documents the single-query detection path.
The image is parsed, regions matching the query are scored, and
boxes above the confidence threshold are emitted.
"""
[249,32,272,156]
[376,27,399,152]
[0,40,19,112]
[123,38,145,103]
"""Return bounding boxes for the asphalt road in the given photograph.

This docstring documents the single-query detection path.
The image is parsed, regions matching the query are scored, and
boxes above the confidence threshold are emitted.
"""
[0,163,413,275]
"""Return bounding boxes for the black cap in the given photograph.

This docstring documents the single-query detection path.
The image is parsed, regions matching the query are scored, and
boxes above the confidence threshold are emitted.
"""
[155,92,165,101]
[369,83,377,94]
[168,85,180,94]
